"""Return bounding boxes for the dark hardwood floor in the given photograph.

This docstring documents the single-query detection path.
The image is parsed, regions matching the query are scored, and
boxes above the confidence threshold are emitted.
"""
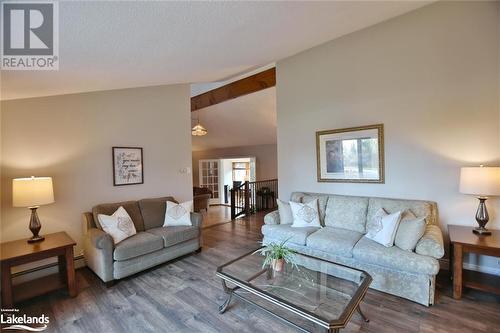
[14,212,500,333]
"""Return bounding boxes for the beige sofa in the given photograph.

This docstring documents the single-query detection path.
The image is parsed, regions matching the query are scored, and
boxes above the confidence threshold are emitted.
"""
[82,196,202,285]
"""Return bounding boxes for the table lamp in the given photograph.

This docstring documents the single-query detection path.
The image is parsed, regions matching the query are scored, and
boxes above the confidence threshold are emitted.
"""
[13,176,55,243]
[459,166,500,235]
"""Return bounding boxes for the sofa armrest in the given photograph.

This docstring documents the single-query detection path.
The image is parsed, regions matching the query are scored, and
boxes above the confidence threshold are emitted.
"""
[264,210,280,225]
[87,228,113,250]
[83,228,114,282]
[190,212,203,228]
[82,212,97,235]
[415,225,445,259]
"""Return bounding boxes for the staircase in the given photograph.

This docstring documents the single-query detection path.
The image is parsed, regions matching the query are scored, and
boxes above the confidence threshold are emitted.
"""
[229,179,278,220]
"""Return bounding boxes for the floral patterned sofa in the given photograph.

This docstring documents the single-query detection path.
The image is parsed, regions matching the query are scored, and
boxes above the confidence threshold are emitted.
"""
[262,192,445,306]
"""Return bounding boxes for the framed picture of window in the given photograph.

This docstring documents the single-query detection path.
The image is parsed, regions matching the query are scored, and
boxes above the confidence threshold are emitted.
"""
[112,147,144,186]
[316,124,384,183]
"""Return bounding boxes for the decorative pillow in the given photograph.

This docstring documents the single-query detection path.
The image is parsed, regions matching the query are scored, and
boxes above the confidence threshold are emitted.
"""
[300,194,329,225]
[290,199,321,228]
[163,201,193,226]
[394,210,426,252]
[97,206,137,244]
[277,199,293,225]
[365,208,402,247]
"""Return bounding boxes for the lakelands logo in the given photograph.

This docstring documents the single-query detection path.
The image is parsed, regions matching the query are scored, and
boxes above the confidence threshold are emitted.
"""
[1,0,59,70]
[1,309,49,331]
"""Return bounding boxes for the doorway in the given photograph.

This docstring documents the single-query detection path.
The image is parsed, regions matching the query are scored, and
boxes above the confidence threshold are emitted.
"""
[220,157,255,204]
[198,157,256,205]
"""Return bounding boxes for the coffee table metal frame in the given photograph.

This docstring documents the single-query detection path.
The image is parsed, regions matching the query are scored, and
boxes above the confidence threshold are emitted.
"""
[216,247,372,333]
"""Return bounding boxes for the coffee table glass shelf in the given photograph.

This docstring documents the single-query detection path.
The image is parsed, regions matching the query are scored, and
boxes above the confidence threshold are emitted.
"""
[216,248,372,333]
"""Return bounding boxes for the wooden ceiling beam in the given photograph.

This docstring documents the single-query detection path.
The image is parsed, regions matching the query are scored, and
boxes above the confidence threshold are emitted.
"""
[191,67,276,111]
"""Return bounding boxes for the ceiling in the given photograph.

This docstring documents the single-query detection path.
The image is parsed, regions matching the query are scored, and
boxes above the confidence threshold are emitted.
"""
[192,87,276,151]
[1,1,432,101]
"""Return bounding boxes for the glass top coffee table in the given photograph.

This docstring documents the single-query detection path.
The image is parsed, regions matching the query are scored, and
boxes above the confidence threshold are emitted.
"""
[216,248,372,333]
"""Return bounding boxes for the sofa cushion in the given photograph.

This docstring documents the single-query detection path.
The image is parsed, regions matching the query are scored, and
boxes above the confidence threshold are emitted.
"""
[261,224,319,246]
[146,226,200,247]
[93,201,145,232]
[352,236,439,275]
[138,196,176,230]
[290,192,306,203]
[306,227,363,258]
[324,195,369,233]
[113,232,164,261]
[367,197,433,227]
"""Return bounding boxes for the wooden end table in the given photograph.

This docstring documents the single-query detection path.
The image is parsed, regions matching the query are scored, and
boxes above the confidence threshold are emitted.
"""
[1,232,77,308]
[448,225,500,299]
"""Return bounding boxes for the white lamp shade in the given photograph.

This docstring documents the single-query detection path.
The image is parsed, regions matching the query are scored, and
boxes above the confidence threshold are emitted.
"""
[459,167,500,197]
[13,177,55,207]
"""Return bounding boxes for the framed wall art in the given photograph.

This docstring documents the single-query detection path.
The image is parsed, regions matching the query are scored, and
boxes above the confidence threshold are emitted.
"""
[112,147,144,186]
[316,124,384,183]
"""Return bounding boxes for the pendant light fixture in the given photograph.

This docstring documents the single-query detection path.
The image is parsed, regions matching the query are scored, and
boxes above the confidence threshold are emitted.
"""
[191,112,208,136]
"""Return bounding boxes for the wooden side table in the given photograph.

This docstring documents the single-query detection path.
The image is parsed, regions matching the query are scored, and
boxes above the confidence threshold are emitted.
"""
[1,232,77,308]
[448,225,500,299]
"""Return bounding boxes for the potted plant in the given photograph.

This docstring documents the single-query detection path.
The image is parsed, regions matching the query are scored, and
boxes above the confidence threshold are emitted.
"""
[253,238,297,272]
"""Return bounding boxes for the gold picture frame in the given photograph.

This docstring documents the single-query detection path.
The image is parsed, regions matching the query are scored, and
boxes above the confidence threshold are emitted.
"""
[316,124,385,183]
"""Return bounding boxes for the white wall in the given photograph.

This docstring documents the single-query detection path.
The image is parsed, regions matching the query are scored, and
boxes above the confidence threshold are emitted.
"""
[192,144,277,186]
[1,85,193,261]
[277,1,500,272]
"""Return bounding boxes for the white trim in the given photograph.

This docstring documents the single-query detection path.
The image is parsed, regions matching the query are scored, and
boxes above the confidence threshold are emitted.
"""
[439,259,500,276]
[12,256,86,284]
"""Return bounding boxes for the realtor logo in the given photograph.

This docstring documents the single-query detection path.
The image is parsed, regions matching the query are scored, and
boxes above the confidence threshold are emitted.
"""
[1,1,59,70]
[1,308,49,331]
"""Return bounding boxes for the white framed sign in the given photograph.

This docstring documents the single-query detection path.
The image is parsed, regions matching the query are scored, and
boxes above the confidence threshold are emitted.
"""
[112,147,143,186]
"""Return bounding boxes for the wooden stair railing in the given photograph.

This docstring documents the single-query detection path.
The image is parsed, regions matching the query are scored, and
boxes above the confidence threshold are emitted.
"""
[230,179,278,220]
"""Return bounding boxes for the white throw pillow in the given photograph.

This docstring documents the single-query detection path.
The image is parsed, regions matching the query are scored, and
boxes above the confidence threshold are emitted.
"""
[163,200,193,226]
[98,206,137,244]
[290,199,321,228]
[365,208,402,247]
[277,199,294,225]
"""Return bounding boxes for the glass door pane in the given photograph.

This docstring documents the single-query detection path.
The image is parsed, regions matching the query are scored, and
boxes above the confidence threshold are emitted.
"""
[199,159,220,202]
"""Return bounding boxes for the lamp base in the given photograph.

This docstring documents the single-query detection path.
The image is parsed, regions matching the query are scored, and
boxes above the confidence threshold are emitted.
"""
[27,206,45,244]
[473,197,491,236]
[27,235,45,243]
[473,227,492,236]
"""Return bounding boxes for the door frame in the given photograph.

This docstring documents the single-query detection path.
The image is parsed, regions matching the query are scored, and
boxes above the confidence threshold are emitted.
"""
[218,157,256,205]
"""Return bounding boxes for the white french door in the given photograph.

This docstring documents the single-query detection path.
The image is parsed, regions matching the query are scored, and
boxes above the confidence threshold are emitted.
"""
[198,159,220,204]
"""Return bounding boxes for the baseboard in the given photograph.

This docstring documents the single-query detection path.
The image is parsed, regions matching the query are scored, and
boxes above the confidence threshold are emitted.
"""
[11,255,86,285]
[13,255,500,282]
[439,258,500,276]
